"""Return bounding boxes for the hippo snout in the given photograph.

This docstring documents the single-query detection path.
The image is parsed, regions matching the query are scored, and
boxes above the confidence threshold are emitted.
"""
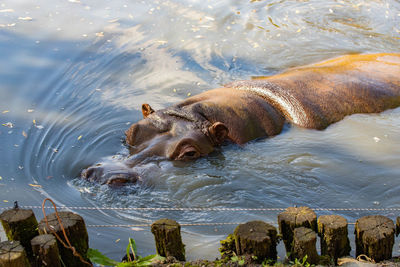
[81,164,140,186]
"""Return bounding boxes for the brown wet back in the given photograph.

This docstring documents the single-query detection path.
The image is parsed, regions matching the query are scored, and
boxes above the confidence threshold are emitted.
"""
[229,53,400,129]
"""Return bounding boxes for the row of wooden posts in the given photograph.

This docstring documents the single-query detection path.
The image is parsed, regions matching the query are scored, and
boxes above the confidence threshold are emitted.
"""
[0,205,400,266]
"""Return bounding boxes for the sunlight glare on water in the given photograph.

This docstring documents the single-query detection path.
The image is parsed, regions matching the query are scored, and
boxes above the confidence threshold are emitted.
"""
[1,0,400,260]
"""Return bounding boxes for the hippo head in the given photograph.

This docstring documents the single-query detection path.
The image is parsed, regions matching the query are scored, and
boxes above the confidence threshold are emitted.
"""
[81,103,229,185]
[126,103,229,161]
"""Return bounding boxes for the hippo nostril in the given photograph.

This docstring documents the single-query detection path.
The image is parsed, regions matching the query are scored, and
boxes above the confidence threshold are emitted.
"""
[105,172,140,186]
[106,176,129,186]
[81,166,104,182]
[81,167,94,179]
[81,163,140,185]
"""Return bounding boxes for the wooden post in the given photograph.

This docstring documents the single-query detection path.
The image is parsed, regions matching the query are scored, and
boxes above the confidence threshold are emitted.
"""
[0,241,31,267]
[0,208,38,257]
[277,206,317,253]
[291,227,318,264]
[396,217,399,237]
[317,215,350,263]
[151,218,185,261]
[31,234,61,267]
[354,215,395,262]
[233,221,278,263]
[38,211,90,267]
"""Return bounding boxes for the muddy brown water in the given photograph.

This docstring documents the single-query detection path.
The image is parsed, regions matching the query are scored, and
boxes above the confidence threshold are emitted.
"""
[0,0,399,261]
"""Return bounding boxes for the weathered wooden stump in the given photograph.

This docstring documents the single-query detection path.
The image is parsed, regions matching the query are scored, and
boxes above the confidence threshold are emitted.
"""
[354,215,395,262]
[31,234,61,267]
[38,211,90,267]
[396,216,399,236]
[233,221,278,263]
[291,227,318,264]
[277,206,317,252]
[151,218,185,261]
[0,241,30,267]
[317,215,350,263]
[0,208,38,257]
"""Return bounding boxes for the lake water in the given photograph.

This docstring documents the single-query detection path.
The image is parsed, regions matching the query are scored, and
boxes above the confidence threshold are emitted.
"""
[1,0,400,261]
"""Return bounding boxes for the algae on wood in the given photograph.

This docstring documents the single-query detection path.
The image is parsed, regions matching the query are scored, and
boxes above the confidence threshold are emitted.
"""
[0,208,38,257]
[354,215,395,262]
[233,221,278,263]
[151,218,185,261]
[317,215,350,263]
[278,206,317,252]
[38,211,89,267]
[0,240,30,267]
[31,234,61,267]
[219,234,236,259]
[291,227,318,264]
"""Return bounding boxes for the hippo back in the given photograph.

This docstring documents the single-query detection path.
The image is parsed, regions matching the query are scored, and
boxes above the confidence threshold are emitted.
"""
[229,53,400,129]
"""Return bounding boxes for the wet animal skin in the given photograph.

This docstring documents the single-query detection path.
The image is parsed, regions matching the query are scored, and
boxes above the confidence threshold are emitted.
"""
[82,53,400,185]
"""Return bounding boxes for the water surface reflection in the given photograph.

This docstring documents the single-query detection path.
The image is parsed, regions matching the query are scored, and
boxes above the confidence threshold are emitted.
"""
[1,0,400,260]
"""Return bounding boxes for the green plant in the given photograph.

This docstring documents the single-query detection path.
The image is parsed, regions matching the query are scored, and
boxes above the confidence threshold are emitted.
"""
[230,254,245,266]
[290,255,311,267]
[261,258,275,266]
[87,237,164,266]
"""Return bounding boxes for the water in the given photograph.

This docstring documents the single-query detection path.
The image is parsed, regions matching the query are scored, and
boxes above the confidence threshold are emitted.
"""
[1,0,400,261]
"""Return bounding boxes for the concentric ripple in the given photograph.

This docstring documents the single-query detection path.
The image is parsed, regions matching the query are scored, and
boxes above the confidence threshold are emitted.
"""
[1,0,399,260]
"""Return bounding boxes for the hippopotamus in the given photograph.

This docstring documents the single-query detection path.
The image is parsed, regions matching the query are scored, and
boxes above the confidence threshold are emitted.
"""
[82,53,400,185]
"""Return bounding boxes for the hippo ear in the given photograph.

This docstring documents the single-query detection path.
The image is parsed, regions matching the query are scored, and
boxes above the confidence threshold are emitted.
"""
[142,103,155,118]
[208,122,229,145]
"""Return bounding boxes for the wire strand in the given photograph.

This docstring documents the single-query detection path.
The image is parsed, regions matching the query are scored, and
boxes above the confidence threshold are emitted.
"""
[1,205,399,212]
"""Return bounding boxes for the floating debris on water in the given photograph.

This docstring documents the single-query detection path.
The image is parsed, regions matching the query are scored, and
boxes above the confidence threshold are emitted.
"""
[29,183,42,188]
[2,122,14,128]
[33,119,44,129]
[18,16,33,21]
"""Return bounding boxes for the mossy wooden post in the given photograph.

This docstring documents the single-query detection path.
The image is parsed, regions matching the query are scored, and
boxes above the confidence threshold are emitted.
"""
[31,234,61,267]
[151,218,185,261]
[354,215,395,262]
[38,211,89,267]
[277,206,317,253]
[291,227,318,264]
[396,217,399,236]
[0,208,38,257]
[0,241,31,267]
[233,221,278,263]
[317,215,350,263]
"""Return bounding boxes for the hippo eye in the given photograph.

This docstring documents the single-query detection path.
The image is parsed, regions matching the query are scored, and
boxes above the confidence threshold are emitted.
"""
[177,145,200,161]
[184,151,196,157]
